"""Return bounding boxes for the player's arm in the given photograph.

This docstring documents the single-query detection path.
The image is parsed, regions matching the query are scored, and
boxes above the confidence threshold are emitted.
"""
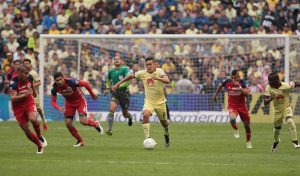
[78,80,98,100]
[153,74,170,84]
[111,73,135,91]
[33,80,41,87]
[263,85,273,105]
[238,79,250,96]
[51,88,65,113]
[213,84,223,102]
[10,90,32,102]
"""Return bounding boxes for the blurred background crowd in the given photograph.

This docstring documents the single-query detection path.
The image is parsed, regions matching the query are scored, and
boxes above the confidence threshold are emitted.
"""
[0,0,299,95]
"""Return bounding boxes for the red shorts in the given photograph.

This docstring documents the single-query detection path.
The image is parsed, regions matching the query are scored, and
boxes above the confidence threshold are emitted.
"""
[64,101,87,116]
[13,104,37,126]
[228,106,250,123]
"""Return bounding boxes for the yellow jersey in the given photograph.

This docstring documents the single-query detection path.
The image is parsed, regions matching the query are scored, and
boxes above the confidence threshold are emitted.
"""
[264,82,295,112]
[135,68,167,104]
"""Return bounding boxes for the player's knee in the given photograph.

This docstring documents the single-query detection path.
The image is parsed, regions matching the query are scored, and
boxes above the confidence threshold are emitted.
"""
[274,126,281,130]
[230,118,236,124]
[162,120,169,128]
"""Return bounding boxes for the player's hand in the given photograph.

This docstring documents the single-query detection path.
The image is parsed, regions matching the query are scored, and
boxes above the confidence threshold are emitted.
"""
[91,94,98,100]
[43,121,48,131]
[58,107,65,113]
[104,89,110,95]
[111,85,119,92]
[213,95,217,102]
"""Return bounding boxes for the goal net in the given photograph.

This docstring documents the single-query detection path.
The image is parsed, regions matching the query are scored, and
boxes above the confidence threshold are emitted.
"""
[39,34,297,123]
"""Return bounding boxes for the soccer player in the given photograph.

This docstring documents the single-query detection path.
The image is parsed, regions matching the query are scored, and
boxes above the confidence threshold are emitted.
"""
[213,70,252,149]
[104,56,133,136]
[9,65,47,154]
[5,60,21,84]
[23,59,48,131]
[112,57,171,147]
[51,72,104,147]
[153,58,171,121]
[264,72,300,152]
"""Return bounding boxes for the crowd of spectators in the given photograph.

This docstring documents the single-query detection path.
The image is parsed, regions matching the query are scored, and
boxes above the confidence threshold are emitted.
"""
[0,0,300,95]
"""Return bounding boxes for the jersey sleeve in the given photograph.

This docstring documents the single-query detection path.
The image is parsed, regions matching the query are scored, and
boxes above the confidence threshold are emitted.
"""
[264,85,271,96]
[134,70,144,79]
[240,79,247,88]
[221,79,230,87]
[9,78,18,91]
[124,66,130,76]
[157,68,167,77]
[51,85,57,96]
[67,78,80,87]
[30,71,40,82]
[281,82,294,91]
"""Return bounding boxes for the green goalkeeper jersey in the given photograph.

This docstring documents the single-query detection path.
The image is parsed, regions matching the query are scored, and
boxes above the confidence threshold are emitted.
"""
[106,66,130,91]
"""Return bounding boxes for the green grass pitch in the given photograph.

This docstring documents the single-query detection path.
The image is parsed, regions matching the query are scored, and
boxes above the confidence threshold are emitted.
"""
[0,121,300,176]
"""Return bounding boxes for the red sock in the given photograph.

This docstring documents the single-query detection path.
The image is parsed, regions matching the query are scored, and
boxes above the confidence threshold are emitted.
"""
[25,131,42,147]
[246,132,251,142]
[230,122,238,130]
[67,126,83,142]
[87,119,98,128]
[32,120,41,137]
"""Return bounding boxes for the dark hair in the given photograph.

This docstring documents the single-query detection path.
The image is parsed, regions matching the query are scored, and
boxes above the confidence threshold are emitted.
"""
[268,72,279,81]
[23,59,31,63]
[17,64,29,72]
[53,72,64,79]
[231,69,239,76]
[145,57,154,62]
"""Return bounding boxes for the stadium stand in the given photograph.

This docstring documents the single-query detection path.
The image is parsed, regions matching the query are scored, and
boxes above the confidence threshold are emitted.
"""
[0,0,299,94]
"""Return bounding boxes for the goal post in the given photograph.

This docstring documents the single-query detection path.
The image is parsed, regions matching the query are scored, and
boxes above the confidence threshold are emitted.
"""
[39,34,295,123]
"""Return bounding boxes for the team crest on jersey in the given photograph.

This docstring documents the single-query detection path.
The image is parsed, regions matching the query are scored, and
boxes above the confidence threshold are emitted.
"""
[27,83,31,88]
[67,87,72,91]
[146,78,155,86]
[119,75,124,80]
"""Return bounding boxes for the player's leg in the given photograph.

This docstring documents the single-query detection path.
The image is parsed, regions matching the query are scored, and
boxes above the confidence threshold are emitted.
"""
[238,108,252,148]
[284,106,300,148]
[64,105,84,146]
[142,102,154,139]
[16,112,43,153]
[35,95,47,131]
[155,103,170,147]
[166,104,171,120]
[228,108,239,138]
[65,116,84,147]
[28,111,47,147]
[77,102,104,135]
[119,91,133,126]
[106,99,118,135]
[271,114,283,152]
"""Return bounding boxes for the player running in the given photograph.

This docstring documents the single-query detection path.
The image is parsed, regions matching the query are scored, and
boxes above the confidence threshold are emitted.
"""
[104,56,133,136]
[213,70,252,149]
[51,72,104,147]
[23,59,48,131]
[9,65,47,154]
[264,72,300,152]
[112,57,171,148]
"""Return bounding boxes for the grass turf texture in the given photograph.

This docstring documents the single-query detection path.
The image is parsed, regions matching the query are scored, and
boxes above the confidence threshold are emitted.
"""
[0,122,300,176]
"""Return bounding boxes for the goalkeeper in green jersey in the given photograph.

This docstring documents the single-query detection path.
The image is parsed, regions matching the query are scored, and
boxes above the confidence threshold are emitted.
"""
[104,56,133,136]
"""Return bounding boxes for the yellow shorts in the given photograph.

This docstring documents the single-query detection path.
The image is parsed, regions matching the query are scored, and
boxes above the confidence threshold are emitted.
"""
[273,106,293,127]
[34,95,41,109]
[143,101,168,121]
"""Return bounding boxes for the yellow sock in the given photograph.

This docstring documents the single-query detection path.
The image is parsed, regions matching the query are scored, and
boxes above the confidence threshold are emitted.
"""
[287,118,297,141]
[142,123,150,138]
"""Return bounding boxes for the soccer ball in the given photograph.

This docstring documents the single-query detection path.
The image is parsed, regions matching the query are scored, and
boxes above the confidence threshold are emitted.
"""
[143,138,157,150]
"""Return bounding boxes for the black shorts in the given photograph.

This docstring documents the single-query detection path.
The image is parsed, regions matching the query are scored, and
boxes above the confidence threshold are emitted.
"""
[111,90,130,110]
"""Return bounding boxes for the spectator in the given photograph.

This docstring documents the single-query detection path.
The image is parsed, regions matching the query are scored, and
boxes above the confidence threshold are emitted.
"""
[42,10,57,30]
[175,71,195,93]
[68,7,82,29]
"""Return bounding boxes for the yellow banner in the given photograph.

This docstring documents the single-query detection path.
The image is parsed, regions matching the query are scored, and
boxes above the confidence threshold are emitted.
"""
[224,93,300,123]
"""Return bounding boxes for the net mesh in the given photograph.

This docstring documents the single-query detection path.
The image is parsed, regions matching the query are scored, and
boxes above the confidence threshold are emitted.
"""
[41,35,289,121]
